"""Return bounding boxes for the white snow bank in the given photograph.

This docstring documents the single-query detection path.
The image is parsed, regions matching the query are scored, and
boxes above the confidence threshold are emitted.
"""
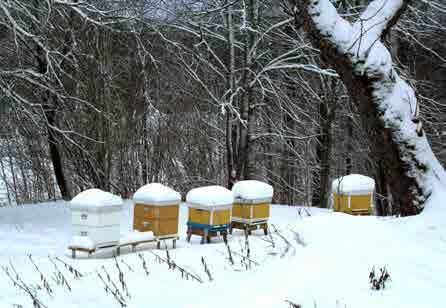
[68,236,95,250]
[120,231,154,245]
[133,183,181,204]
[232,180,273,200]
[332,174,375,194]
[186,185,234,206]
[71,189,123,209]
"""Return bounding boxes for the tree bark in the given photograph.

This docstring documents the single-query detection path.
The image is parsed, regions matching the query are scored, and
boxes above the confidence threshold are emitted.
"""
[225,0,237,188]
[238,0,258,181]
[33,0,72,200]
[312,79,337,208]
[292,0,446,215]
[45,105,71,200]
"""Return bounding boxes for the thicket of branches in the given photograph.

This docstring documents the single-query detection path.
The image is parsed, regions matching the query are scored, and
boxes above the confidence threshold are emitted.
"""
[0,0,445,215]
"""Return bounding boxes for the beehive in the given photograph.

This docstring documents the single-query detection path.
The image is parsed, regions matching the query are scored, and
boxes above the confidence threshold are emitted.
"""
[132,183,181,240]
[186,185,234,244]
[70,189,123,249]
[232,180,273,223]
[332,174,375,215]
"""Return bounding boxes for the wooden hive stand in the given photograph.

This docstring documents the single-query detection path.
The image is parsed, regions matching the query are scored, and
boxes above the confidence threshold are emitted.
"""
[186,221,229,244]
[68,246,95,259]
[230,220,268,236]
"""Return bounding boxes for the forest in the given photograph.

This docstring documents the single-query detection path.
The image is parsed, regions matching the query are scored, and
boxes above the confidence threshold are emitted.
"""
[1,0,445,215]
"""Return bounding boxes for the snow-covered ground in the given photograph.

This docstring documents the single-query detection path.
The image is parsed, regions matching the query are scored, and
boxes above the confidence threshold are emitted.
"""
[0,201,445,308]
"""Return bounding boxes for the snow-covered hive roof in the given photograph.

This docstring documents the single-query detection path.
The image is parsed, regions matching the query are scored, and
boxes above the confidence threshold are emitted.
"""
[133,183,181,204]
[232,180,274,201]
[71,189,123,211]
[332,174,375,195]
[186,185,234,207]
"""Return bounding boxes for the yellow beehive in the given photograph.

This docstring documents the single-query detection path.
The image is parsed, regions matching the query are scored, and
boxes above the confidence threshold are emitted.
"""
[332,174,375,215]
[133,183,181,239]
[231,180,273,223]
[188,207,231,226]
[186,185,234,244]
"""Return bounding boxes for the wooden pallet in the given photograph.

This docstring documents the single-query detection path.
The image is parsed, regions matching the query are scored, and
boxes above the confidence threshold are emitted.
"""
[68,246,95,259]
[69,236,178,258]
[350,209,372,216]
[153,235,179,249]
[230,221,268,236]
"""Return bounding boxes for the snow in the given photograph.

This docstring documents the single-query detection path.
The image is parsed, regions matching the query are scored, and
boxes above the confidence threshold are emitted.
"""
[186,185,234,206]
[332,174,375,194]
[1,201,446,307]
[306,0,446,210]
[232,180,273,201]
[133,183,181,204]
[68,236,95,250]
[71,189,123,210]
[120,231,154,245]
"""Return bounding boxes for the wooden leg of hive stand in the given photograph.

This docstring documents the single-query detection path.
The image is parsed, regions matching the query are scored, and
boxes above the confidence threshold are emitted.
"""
[156,241,161,249]
[131,244,136,253]
[71,249,75,259]
[173,239,176,249]
[222,231,228,244]
[263,225,268,235]
[201,229,208,245]
[229,224,233,235]
[186,229,192,243]
[117,246,121,256]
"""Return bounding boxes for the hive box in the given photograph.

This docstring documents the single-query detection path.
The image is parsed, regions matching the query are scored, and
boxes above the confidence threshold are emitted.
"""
[186,185,233,228]
[231,180,273,224]
[332,174,375,215]
[70,189,123,249]
[132,183,181,239]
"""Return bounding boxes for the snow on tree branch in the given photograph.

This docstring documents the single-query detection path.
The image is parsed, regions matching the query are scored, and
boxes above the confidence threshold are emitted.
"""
[292,0,446,214]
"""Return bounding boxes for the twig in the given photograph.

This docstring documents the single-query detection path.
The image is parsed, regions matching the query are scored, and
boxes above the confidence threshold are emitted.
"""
[285,300,301,308]
[113,257,130,298]
[96,271,127,307]
[290,230,306,247]
[201,256,213,281]
[47,256,71,292]
[231,250,259,266]
[225,241,234,265]
[148,250,203,283]
[2,264,47,308]
[120,259,134,272]
[137,253,149,276]
[271,224,294,257]
[54,257,83,279]
[28,254,53,296]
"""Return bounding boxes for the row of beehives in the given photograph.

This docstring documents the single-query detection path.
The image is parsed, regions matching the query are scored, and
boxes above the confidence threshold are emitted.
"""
[69,180,274,251]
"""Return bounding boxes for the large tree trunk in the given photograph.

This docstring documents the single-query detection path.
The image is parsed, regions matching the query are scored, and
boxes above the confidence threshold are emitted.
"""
[291,0,445,215]
[45,105,71,200]
[36,46,71,200]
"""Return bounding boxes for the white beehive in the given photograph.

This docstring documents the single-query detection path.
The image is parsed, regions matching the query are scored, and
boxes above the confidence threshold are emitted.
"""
[70,189,123,249]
